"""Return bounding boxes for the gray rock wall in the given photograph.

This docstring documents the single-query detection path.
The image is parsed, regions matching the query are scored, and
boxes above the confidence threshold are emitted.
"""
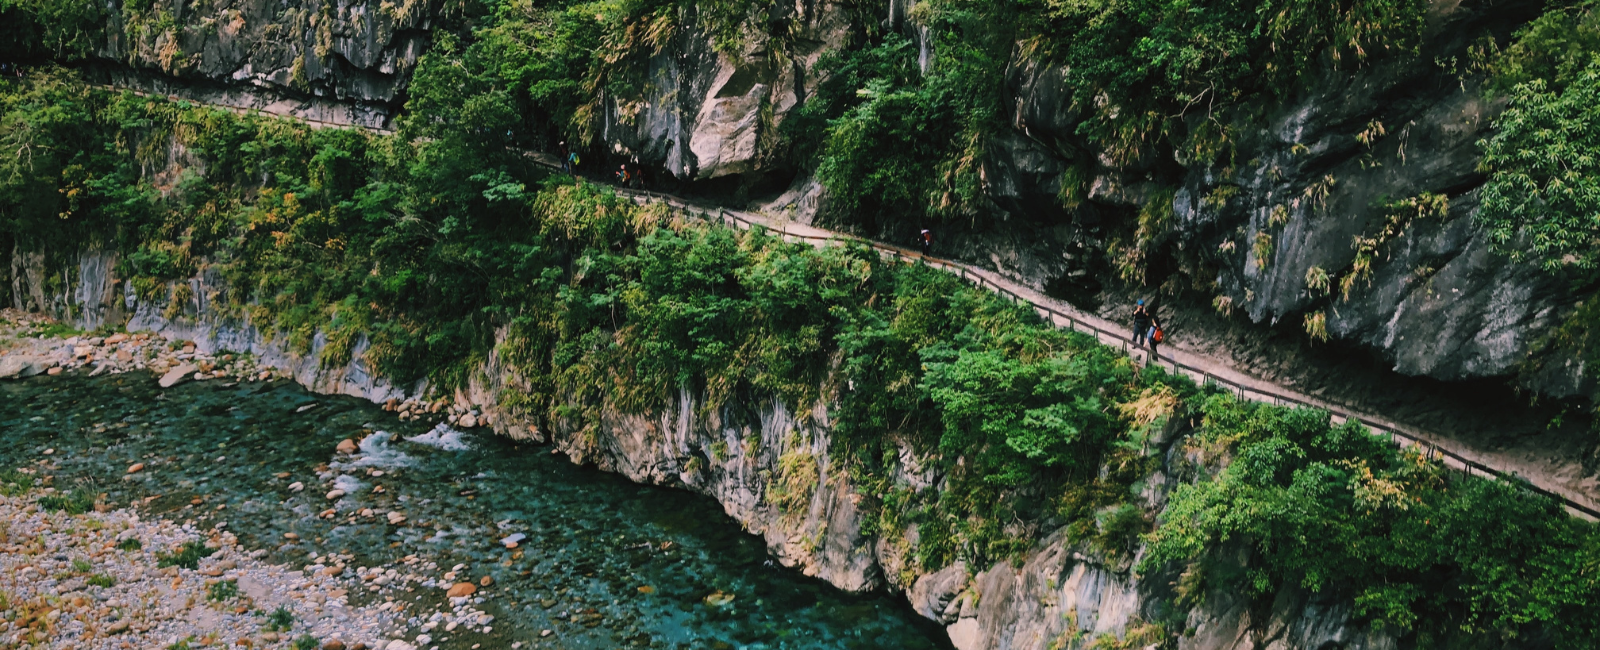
[10,241,1461,650]
[596,0,852,181]
[996,0,1579,396]
[67,0,1584,400]
[778,0,1582,399]
[88,0,436,128]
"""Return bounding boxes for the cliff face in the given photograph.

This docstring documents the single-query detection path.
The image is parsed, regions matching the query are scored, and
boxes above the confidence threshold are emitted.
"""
[71,0,1582,403]
[595,0,1580,401]
[3,0,1583,646]
[86,0,437,128]
[929,0,1583,398]
[593,0,852,182]
[10,243,1517,650]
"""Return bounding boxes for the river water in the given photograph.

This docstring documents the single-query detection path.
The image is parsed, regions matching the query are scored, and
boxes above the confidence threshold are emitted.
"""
[0,372,951,650]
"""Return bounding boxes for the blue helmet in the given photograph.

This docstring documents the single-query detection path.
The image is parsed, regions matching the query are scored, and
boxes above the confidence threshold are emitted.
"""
[1136,299,1144,306]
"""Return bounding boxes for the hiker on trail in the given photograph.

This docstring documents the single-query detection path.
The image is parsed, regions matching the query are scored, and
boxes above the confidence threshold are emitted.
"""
[616,164,630,186]
[919,229,933,256]
[566,150,580,176]
[1132,299,1152,347]
[628,157,644,188]
[1147,314,1164,360]
[559,141,572,173]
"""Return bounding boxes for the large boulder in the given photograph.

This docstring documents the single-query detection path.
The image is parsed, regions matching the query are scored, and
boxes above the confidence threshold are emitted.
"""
[0,355,42,380]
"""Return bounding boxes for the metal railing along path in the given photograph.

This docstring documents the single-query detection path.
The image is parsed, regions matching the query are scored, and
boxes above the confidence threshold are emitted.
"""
[77,84,1600,520]
[614,187,1600,521]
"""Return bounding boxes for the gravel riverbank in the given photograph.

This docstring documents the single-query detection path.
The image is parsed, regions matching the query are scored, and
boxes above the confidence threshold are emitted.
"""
[0,311,521,650]
[0,487,394,649]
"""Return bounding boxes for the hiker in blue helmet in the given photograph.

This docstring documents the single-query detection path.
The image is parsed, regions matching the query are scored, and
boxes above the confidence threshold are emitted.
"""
[1132,299,1152,347]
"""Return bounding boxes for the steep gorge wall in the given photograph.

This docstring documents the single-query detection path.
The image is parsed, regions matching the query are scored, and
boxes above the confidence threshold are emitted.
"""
[5,243,1485,650]
[969,0,1582,397]
[585,0,1587,404]
[77,0,439,129]
[0,1,1582,646]
[59,0,1585,402]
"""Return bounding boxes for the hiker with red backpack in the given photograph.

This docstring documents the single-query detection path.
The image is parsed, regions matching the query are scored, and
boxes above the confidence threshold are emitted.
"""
[1132,299,1164,360]
[1148,314,1164,360]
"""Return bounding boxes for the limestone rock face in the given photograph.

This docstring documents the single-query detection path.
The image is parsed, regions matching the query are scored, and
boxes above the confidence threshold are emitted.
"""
[869,0,1588,399]
[598,0,852,181]
[91,0,434,128]
[12,240,1553,650]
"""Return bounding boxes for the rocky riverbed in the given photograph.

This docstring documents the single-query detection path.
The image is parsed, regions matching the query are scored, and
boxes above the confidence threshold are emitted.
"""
[0,487,398,649]
[0,310,951,650]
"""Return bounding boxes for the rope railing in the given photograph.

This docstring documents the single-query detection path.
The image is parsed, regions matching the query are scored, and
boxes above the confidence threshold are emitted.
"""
[79,84,1598,519]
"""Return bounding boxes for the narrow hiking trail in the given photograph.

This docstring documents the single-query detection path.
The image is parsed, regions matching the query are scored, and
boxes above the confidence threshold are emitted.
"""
[85,83,1600,519]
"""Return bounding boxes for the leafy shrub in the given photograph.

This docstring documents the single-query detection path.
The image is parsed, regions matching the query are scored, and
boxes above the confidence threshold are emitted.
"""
[1480,57,1600,271]
[156,541,215,570]
[86,574,115,588]
[0,0,106,61]
[1144,395,1600,645]
[115,537,142,552]
[0,470,33,496]
[37,489,95,515]
[207,579,238,601]
[265,605,295,632]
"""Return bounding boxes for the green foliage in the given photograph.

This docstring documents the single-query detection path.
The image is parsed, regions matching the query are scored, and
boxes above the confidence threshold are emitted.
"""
[70,558,92,573]
[115,537,142,552]
[1488,2,1600,95]
[1480,55,1600,271]
[803,1,1015,224]
[0,469,33,496]
[922,341,1121,486]
[1038,0,1424,163]
[156,541,216,570]
[265,605,296,632]
[1084,619,1171,650]
[208,579,239,602]
[291,636,319,650]
[1145,396,1600,645]
[794,0,1427,226]
[36,489,95,515]
[85,574,115,588]
[0,0,106,61]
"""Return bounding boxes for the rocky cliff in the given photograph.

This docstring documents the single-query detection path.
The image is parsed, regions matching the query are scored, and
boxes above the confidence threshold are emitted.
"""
[3,0,1586,646]
[80,0,438,129]
[59,0,1584,402]
[12,239,1536,650]
[964,0,1584,398]
[571,0,1585,403]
